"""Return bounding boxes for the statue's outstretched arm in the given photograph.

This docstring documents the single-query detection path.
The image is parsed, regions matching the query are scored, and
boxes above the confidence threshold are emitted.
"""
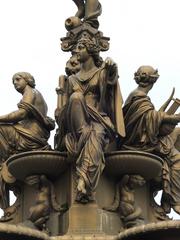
[0,109,27,123]
[0,86,34,123]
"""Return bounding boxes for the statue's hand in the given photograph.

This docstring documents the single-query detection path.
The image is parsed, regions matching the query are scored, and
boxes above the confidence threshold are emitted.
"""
[105,57,115,70]
[105,57,117,74]
[104,57,118,84]
[174,113,180,123]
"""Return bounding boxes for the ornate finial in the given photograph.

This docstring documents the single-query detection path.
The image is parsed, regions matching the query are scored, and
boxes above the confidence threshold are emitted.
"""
[61,0,109,53]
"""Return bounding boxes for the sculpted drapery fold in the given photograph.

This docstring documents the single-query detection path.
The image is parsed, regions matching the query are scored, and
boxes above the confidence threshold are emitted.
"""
[122,66,180,214]
[0,72,54,218]
[56,59,124,202]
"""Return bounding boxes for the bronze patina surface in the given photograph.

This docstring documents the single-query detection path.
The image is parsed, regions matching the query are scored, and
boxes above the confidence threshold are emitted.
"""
[0,1,180,240]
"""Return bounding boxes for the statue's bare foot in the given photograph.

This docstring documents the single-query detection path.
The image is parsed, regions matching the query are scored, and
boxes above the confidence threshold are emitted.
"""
[77,178,86,194]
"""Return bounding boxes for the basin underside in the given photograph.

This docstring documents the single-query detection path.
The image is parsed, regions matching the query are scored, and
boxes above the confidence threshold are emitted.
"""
[105,151,163,180]
[7,150,163,181]
[7,151,68,180]
[0,224,48,240]
[118,220,180,240]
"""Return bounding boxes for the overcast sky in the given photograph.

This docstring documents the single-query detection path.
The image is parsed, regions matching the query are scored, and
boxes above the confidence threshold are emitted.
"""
[0,0,179,218]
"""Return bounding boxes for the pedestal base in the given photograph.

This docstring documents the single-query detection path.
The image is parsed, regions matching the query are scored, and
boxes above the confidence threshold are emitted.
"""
[52,234,117,240]
[67,203,120,235]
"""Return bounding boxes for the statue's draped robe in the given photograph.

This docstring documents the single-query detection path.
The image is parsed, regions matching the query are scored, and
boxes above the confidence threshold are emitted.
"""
[57,65,124,195]
[0,102,54,210]
[0,102,53,161]
[122,90,180,210]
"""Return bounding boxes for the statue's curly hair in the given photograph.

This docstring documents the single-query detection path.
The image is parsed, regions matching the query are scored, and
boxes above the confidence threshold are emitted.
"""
[75,32,103,67]
[134,66,159,87]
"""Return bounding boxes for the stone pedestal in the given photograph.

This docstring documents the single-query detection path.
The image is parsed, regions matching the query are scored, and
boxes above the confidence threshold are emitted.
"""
[67,203,121,235]
[68,203,103,234]
[66,163,121,236]
[3,150,178,240]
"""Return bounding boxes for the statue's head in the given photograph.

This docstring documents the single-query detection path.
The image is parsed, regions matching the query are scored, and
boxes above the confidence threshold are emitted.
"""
[134,66,159,87]
[12,72,36,89]
[128,175,145,188]
[73,31,103,67]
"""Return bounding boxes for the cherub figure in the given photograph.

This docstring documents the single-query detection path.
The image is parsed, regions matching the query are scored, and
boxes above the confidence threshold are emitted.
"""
[104,175,145,228]
[119,175,145,228]
[27,175,62,232]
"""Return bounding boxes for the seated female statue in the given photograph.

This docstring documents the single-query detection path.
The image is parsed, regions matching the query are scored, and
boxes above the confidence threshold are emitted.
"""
[122,66,180,215]
[56,32,125,203]
[0,72,54,161]
[0,72,54,219]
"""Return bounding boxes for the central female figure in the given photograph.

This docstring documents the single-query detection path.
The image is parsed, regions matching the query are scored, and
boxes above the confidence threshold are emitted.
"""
[57,33,124,203]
